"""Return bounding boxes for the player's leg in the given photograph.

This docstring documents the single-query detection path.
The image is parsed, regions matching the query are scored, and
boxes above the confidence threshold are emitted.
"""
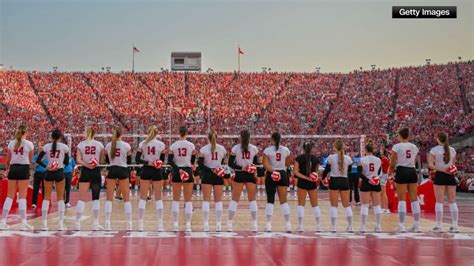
[0,180,18,229]
[296,188,307,232]
[137,179,151,231]
[153,180,164,231]
[171,182,182,231]
[340,189,353,232]
[227,181,243,231]
[55,178,66,230]
[17,179,33,230]
[213,184,224,231]
[446,186,459,233]
[245,182,258,232]
[264,173,277,232]
[183,182,194,232]
[202,184,212,231]
[308,189,321,232]
[395,183,408,232]
[74,179,90,230]
[359,191,370,232]
[328,189,339,232]
[407,182,421,232]
[119,178,132,230]
[371,191,382,232]
[105,178,116,230]
[433,185,446,232]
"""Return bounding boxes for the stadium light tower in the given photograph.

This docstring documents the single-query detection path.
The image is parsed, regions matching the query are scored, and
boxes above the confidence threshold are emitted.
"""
[315,67,320,73]
[458,56,462,60]
[425,59,431,65]
[371,64,376,70]
[53,66,58,72]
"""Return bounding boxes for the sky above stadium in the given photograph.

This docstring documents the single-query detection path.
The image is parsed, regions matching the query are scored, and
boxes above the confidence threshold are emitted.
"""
[1,0,472,73]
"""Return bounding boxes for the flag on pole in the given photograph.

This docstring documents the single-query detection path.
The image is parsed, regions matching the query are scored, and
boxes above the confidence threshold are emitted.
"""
[133,46,140,53]
[238,47,244,55]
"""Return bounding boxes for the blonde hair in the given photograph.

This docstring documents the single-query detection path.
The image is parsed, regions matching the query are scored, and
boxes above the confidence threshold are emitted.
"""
[334,139,345,174]
[437,132,450,164]
[15,125,27,149]
[111,127,122,160]
[208,130,217,153]
[145,125,158,145]
[85,126,95,140]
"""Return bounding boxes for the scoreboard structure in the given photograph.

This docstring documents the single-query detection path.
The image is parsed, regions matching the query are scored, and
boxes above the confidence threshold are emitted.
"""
[171,52,201,71]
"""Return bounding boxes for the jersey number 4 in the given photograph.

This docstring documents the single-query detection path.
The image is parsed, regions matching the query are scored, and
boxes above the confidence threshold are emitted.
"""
[14,147,24,155]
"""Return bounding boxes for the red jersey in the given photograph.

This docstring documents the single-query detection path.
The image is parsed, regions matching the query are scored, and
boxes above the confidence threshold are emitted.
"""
[381,156,390,174]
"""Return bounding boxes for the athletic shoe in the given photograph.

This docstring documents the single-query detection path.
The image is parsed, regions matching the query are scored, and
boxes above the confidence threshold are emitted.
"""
[157,221,164,232]
[382,209,391,214]
[265,222,272,232]
[330,225,336,233]
[359,226,367,233]
[20,222,34,231]
[138,220,144,231]
[374,225,382,233]
[105,221,111,231]
[41,222,48,231]
[74,222,81,231]
[431,225,443,233]
[0,222,9,230]
[58,222,66,231]
[346,226,354,233]
[395,225,406,233]
[449,225,460,233]
[127,221,133,231]
[215,223,222,232]
[31,204,37,209]
[409,224,421,233]
[315,225,322,232]
[66,203,71,208]
[185,222,192,232]
[172,222,179,232]
[355,202,361,206]
[227,222,233,232]
[296,225,303,232]
[203,223,209,232]
[92,224,104,231]
[252,221,258,232]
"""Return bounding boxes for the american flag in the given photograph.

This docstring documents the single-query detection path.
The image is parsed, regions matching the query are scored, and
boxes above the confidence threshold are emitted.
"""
[133,46,140,53]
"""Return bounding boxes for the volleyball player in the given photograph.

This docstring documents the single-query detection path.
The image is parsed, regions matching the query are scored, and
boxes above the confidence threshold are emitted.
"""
[169,126,196,232]
[104,127,133,231]
[135,126,166,232]
[380,144,391,213]
[293,141,321,232]
[0,125,34,230]
[389,128,420,232]
[358,140,383,232]
[198,130,227,232]
[429,132,459,233]
[227,130,259,232]
[36,129,70,231]
[263,132,292,232]
[322,140,353,232]
[75,126,105,231]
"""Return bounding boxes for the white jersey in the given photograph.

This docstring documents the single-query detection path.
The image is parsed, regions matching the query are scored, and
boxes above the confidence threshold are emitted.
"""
[231,144,259,168]
[139,139,166,163]
[8,139,34,165]
[43,142,70,169]
[200,144,226,168]
[359,155,382,178]
[430,145,456,172]
[170,140,195,167]
[327,153,353,178]
[77,139,104,163]
[263,145,291,171]
[105,141,131,167]
[392,142,419,168]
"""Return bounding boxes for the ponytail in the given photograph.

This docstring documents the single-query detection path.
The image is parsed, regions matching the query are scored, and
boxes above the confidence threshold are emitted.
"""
[208,130,217,153]
[145,125,158,145]
[334,139,345,174]
[271,132,281,151]
[365,139,374,154]
[240,130,250,152]
[437,132,450,164]
[14,125,27,149]
[51,129,62,154]
[111,128,122,160]
[303,141,314,174]
[85,126,95,140]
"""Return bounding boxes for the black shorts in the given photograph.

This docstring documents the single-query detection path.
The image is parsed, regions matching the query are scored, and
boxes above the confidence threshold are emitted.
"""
[80,168,101,183]
[201,169,224,186]
[107,166,130,180]
[8,164,30,180]
[360,178,382,192]
[296,177,317,190]
[45,169,65,182]
[141,165,164,181]
[434,171,457,186]
[265,170,289,187]
[329,176,350,191]
[171,167,194,183]
[233,171,256,184]
[395,166,418,184]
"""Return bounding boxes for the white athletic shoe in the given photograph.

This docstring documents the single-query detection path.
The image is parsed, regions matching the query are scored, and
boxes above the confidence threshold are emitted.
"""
[66,203,71,208]
[382,209,391,214]
[395,225,406,233]
[296,224,303,232]
[265,222,272,232]
[252,221,258,232]
[157,221,164,232]
[74,222,81,231]
[432,225,443,233]
[409,224,421,233]
[58,222,66,231]
[127,221,133,231]
[138,220,144,232]
[227,222,233,232]
[41,221,48,231]
[315,225,322,232]
[216,223,222,232]
[449,225,460,233]
[93,224,104,231]
[20,222,34,231]
[374,225,382,233]
[172,222,179,232]
[330,225,336,233]
[346,226,354,233]
[359,226,367,233]
[185,222,192,232]
[203,223,210,232]
[0,222,8,231]
[105,221,111,231]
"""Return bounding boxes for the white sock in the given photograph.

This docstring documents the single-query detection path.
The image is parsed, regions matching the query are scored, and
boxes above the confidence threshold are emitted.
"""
[2,197,13,222]
[172,201,179,223]
[228,201,238,222]
[330,206,337,227]
[435,202,443,226]
[398,201,406,226]
[312,206,321,227]
[202,201,210,224]
[373,205,382,227]
[281,203,290,223]
[124,201,132,222]
[411,200,421,225]
[360,204,369,228]
[155,200,163,222]
[92,200,100,225]
[449,202,458,227]
[105,201,112,222]
[344,206,353,227]
[297,205,304,227]
[215,201,223,224]
[42,200,50,223]
[249,201,258,221]
[76,200,85,223]
[58,200,65,223]
[185,202,193,223]
[138,199,146,220]
[18,198,27,223]
[265,203,274,223]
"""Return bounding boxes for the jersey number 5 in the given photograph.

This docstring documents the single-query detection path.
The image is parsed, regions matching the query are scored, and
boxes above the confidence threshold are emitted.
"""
[406,150,411,159]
